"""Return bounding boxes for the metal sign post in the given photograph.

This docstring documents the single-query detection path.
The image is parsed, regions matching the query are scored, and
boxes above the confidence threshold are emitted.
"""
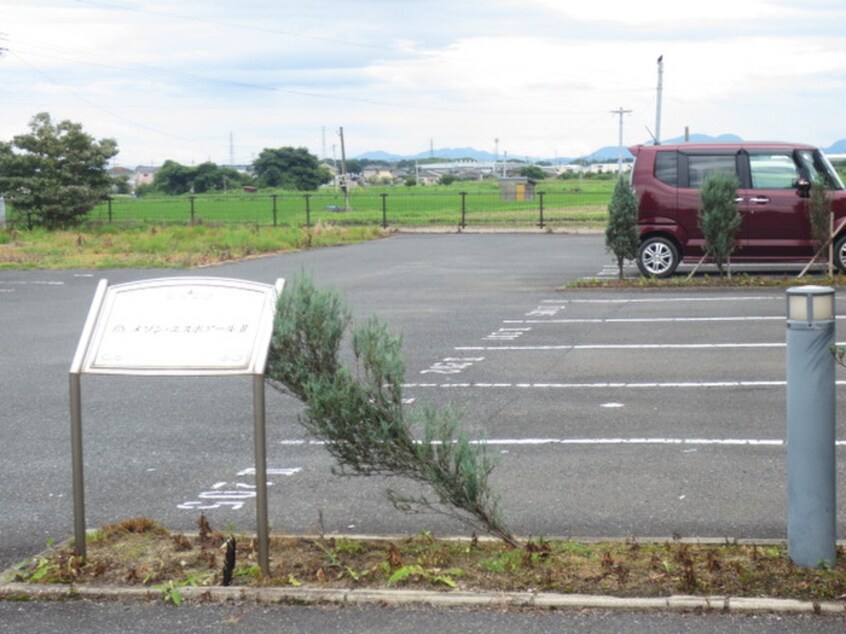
[69,277,283,575]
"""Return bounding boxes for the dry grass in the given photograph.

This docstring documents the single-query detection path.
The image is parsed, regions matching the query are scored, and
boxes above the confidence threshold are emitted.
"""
[6,517,846,602]
[0,224,386,269]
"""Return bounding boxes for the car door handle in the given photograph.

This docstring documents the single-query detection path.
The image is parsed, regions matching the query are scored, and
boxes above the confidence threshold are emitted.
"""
[734,197,745,203]
[750,196,770,204]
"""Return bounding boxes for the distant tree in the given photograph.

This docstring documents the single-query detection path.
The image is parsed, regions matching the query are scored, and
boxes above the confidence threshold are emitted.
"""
[344,159,365,175]
[191,162,247,193]
[519,165,547,180]
[151,160,249,195]
[252,147,332,190]
[605,176,640,279]
[0,112,118,228]
[698,172,741,278]
[111,173,132,195]
[439,174,457,186]
[153,160,194,195]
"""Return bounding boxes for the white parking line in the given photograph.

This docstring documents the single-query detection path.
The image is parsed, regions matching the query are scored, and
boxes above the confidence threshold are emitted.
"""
[278,437,846,447]
[456,343,786,351]
[0,280,65,286]
[504,316,786,324]
[402,380,790,389]
[540,296,780,304]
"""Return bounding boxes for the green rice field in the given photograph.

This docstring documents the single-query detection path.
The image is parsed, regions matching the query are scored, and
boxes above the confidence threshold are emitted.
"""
[87,180,614,230]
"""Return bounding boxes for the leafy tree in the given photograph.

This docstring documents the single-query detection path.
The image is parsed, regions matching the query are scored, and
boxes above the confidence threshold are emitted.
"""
[252,147,332,190]
[191,162,247,193]
[605,176,640,279]
[519,165,546,180]
[808,179,832,251]
[439,174,457,186]
[698,172,741,278]
[0,112,118,228]
[111,173,132,195]
[153,160,195,195]
[805,178,833,274]
[266,276,518,546]
[151,160,249,194]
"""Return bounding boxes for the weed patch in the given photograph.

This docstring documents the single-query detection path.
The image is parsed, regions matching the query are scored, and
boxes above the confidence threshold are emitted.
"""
[7,517,846,601]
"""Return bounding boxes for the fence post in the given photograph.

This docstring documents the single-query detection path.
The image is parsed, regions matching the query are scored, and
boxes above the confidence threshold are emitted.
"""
[380,193,388,229]
[107,196,113,224]
[459,191,467,229]
[304,194,312,228]
[271,194,278,227]
[189,195,196,224]
[537,191,546,229]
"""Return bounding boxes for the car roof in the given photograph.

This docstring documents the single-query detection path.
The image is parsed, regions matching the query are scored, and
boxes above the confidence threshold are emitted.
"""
[629,142,818,155]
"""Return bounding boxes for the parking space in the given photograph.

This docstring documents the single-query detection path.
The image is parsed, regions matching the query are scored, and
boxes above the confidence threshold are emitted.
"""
[2,235,845,566]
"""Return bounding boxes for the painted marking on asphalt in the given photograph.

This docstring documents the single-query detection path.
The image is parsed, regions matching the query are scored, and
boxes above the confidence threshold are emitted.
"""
[539,296,780,304]
[504,316,786,324]
[179,468,299,511]
[421,356,485,375]
[278,437,846,447]
[237,467,302,477]
[402,380,791,389]
[484,327,531,341]
[455,343,786,351]
[0,280,65,286]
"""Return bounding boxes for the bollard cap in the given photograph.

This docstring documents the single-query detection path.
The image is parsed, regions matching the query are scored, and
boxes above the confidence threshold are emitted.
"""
[786,285,835,323]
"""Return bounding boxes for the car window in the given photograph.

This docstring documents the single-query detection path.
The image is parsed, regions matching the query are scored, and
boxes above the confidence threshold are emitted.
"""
[654,151,677,186]
[797,150,845,189]
[749,154,798,189]
[687,155,736,188]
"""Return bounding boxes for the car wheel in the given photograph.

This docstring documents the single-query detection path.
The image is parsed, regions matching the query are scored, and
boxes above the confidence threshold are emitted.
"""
[636,237,680,278]
[834,234,846,274]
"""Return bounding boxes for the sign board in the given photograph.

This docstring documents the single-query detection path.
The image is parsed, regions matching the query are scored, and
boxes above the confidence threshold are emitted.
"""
[69,276,284,574]
[73,277,281,376]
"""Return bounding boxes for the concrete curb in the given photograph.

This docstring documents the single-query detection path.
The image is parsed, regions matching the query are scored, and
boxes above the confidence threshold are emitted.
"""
[2,582,845,615]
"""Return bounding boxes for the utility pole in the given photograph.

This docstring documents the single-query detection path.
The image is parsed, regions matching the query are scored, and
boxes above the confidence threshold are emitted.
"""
[338,127,350,211]
[655,55,664,145]
[229,132,235,166]
[610,107,632,175]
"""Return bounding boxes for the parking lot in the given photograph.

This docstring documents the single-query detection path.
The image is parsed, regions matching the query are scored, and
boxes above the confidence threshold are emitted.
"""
[1,233,844,572]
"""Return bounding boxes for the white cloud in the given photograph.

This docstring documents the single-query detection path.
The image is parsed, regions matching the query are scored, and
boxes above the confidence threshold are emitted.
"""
[1,0,845,165]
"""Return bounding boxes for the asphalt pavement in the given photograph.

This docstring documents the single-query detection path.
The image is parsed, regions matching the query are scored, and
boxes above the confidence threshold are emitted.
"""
[2,232,845,630]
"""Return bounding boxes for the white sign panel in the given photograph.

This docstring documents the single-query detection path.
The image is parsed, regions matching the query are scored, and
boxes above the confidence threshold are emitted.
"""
[74,277,282,376]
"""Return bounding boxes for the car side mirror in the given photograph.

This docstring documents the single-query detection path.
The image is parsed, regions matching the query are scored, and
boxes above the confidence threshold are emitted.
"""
[795,178,812,198]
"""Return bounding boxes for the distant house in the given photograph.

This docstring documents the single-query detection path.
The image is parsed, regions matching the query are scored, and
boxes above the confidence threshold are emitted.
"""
[133,166,158,190]
[415,169,442,186]
[362,166,397,184]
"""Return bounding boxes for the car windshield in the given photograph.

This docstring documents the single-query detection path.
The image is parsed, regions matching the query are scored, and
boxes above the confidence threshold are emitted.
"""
[797,150,845,190]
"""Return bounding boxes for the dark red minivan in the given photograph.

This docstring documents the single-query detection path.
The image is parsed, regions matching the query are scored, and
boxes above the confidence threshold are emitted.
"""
[629,142,846,277]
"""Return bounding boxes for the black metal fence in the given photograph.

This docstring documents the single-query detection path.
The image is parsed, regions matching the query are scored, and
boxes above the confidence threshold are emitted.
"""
[86,189,609,230]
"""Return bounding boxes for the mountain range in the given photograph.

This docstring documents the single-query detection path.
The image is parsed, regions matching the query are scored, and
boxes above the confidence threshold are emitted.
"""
[355,134,846,163]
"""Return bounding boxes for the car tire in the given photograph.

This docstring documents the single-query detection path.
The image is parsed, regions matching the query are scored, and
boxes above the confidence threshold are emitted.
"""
[636,236,680,278]
[834,234,846,274]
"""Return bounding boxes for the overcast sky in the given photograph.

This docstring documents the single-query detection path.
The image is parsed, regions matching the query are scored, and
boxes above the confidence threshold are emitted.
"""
[3,0,845,166]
